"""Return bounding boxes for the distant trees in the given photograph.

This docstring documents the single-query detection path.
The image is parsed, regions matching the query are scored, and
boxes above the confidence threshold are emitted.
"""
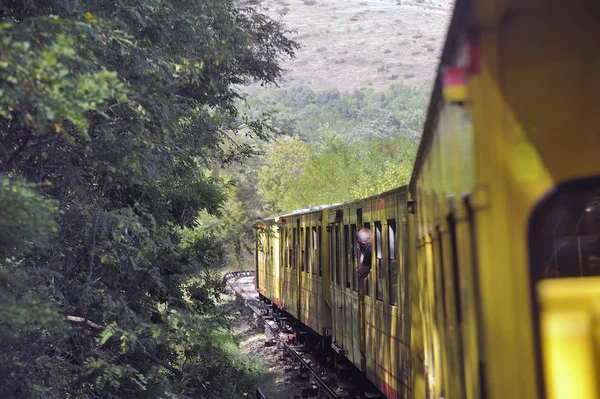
[257,125,419,214]
[0,0,296,397]
[248,84,427,214]
[244,83,429,142]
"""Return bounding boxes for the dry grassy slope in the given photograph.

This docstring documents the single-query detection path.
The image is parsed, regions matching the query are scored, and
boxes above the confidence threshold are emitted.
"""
[247,0,454,93]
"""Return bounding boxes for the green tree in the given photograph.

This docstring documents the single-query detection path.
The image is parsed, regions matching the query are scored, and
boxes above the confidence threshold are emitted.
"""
[0,0,297,397]
[258,136,314,213]
[257,127,419,214]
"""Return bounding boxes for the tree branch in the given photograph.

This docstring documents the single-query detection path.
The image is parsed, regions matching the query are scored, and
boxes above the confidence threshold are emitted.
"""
[65,316,183,380]
[140,348,183,380]
[65,315,105,330]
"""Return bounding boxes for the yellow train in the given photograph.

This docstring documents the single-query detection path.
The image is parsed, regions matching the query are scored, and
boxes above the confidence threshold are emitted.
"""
[255,0,600,398]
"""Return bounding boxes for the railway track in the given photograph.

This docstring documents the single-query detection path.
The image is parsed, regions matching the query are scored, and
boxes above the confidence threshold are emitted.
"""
[224,271,382,399]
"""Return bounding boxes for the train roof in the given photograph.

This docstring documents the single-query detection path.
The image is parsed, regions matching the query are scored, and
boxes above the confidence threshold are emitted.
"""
[327,185,409,211]
[409,0,470,193]
[253,184,410,226]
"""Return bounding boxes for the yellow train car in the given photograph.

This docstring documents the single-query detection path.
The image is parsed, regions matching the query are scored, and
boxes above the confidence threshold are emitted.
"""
[410,0,600,398]
[254,218,280,304]
[278,207,333,338]
[326,187,412,398]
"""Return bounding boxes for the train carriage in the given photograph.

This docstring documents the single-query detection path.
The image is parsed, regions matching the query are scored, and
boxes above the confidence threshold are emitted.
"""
[254,218,280,305]
[410,0,600,398]
[360,188,412,399]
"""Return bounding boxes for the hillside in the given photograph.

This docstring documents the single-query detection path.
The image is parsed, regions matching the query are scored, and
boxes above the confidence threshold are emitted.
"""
[247,0,454,93]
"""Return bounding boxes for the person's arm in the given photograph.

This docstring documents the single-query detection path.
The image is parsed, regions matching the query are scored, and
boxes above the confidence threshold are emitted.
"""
[358,245,372,278]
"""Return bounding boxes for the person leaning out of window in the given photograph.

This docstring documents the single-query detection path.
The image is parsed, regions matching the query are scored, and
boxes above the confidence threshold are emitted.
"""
[356,228,372,279]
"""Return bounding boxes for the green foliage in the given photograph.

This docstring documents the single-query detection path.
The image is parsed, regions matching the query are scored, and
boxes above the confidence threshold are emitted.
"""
[258,136,315,212]
[0,23,129,139]
[0,175,58,258]
[244,83,429,142]
[183,173,253,270]
[258,126,419,214]
[244,84,428,215]
[0,0,297,397]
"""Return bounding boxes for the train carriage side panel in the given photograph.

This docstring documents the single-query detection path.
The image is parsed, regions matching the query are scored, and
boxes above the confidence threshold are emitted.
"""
[255,222,268,299]
[469,2,600,398]
[320,208,333,342]
[281,217,298,317]
[299,211,322,334]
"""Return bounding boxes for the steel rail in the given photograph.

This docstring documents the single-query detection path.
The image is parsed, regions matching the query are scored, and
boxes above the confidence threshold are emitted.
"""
[225,271,339,399]
[281,340,339,399]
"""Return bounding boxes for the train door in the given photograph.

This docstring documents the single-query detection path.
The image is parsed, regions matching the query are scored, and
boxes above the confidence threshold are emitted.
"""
[359,209,369,373]
[254,228,260,291]
[296,219,302,319]
[340,221,356,362]
[331,221,344,352]
[345,219,360,366]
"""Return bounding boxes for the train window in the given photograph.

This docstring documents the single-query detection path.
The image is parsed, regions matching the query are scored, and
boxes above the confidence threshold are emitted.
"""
[300,228,305,272]
[260,234,265,261]
[388,219,398,305]
[287,230,291,268]
[351,224,358,291]
[447,213,462,323]
[528,180,600,399]
[318,227,322,277]
[312,227,319,275]
[281,230,290,267]
[305,227,311,274]
[375,221,384,301]
[364,222,370,297]
[344,225,351,289]
[335,226,341,286]
[330,229,334,283]
[529,182,600,283]
[292,228,297,269]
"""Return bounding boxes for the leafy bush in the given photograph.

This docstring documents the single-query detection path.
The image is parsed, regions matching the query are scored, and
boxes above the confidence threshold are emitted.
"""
[0,1,297,397]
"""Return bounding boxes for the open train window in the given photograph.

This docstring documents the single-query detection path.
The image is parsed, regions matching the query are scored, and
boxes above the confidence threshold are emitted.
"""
[530,180,600,283]
[335,226,341,286]
[388,219,398,305]
[312,227,319,275]
[375,221,384,301]
[364,222,370,297]
[292,228,297,269]
[528,178,600,398]
[318,227,322,277]
[300,227,305,272]
[344,225,351,289]
[306,227,311,274]
[351,224,358,291]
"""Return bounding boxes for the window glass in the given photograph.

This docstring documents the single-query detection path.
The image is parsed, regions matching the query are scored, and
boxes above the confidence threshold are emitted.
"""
[351,224,358,291]
[344,225,351,288]
[305,226,311,274]
[312,227,318,275]
[364,222,370,296]
[292,228,297,269]
[530,185,600,282]
[318,227,322,277]
[300,227,305,272]
[375,221,384,301]
[388,219,398,305]
[335,226,341,286]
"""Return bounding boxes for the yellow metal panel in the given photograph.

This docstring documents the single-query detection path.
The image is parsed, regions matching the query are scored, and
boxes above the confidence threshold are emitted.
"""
[538,278,600,399]
[470,3,600,399]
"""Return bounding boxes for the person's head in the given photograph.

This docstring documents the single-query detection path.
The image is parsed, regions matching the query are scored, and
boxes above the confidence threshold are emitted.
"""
[356,228,372,249]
